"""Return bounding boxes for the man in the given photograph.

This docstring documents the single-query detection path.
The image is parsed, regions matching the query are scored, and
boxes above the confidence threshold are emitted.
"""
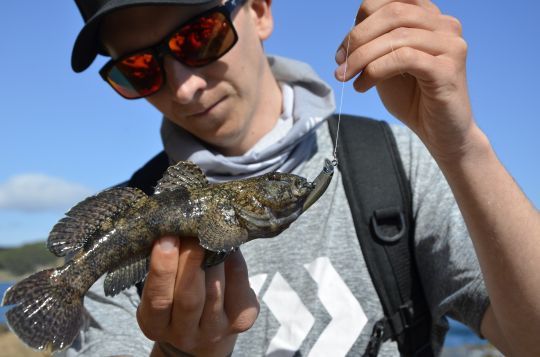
[63,0,540,356]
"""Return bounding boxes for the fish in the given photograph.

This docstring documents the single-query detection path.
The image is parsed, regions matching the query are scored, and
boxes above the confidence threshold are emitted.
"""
[1,159,334,352]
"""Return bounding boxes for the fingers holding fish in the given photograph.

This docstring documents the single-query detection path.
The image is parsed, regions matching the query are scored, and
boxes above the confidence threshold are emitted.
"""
[198,259,228,336]
[197,249,259,335]
[192,249,258,352]
[168,236,207,341]
[171,248,257,353]
[137,236,180,340]
[223,250,259,334]
[138,237,251,355]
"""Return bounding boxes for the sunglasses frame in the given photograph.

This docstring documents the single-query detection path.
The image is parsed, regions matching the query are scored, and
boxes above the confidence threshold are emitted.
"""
[99,0,247,99]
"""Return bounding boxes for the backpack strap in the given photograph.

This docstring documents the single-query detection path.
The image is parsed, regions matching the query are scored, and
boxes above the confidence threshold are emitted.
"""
[328,115,433,356]
[127,151,171,195]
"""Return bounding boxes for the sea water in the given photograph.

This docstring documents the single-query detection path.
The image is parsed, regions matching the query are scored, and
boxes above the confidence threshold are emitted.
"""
[0,282,13,324]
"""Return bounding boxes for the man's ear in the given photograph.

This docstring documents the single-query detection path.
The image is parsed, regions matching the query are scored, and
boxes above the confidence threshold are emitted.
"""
[248,0,274,40]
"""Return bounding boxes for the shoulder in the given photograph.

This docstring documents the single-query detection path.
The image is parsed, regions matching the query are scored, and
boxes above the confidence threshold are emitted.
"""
[388,123,437,177]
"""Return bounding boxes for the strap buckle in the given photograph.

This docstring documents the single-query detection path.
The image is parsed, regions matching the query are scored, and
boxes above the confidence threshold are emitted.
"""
[363,319,386,357]
[370,207,406,243]
[388,301,415,337]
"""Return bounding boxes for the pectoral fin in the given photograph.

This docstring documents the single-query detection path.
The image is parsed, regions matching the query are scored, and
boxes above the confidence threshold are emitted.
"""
[198,207,248,252]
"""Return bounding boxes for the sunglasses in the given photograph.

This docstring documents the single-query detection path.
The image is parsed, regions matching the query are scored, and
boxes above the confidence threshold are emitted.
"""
[99,0,246,99]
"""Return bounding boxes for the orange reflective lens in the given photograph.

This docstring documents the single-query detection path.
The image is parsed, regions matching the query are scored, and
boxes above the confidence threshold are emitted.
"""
[100,3,241,100]
[105,52,163,99]
[169,12,236,67]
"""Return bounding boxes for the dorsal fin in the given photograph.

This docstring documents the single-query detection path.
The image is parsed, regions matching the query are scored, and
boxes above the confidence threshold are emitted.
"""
[47,187,148,257]
[154,161,208,194]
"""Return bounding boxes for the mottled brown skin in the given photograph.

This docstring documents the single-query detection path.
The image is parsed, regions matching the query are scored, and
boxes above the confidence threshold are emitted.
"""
[48,171,313,302]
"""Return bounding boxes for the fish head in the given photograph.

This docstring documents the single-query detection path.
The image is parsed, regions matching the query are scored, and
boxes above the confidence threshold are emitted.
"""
[232,172,315,238]
[255,172,314,212]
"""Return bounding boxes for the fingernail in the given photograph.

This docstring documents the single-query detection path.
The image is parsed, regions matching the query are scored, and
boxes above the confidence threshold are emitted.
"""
[335,47,346,64]
[159,237,178,251]
[335,64,346,81]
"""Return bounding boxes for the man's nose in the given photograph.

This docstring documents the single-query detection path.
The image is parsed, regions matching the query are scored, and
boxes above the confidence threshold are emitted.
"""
[163,56,207,104]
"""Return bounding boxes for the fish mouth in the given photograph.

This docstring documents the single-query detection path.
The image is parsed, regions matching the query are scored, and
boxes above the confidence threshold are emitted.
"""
[293,181,315,197]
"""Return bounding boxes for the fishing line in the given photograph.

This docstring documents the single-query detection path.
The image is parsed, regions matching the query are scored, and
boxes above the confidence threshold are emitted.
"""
[332,20,355,167]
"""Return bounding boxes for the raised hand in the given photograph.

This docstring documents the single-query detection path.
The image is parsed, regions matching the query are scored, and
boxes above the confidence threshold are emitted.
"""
[336,0,475,162]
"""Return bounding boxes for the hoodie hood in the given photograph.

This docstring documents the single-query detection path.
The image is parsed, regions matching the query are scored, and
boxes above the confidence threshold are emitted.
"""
[160,55,336,182]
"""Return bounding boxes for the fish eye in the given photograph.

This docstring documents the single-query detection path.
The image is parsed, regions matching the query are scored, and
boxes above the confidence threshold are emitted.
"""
[267,172,291,183]
[267,172,282,180]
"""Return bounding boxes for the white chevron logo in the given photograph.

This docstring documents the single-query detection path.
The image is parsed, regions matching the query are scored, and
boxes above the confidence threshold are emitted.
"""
[252,257,366,356]
[262,272,315,356]
[249,273,268,297]
[304,257,367,357]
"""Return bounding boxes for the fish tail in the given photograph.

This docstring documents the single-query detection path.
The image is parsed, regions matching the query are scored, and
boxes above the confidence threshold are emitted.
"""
[1,268,84,352]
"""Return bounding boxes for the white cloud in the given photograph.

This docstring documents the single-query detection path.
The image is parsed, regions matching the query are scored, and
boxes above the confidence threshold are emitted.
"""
[0,174,94,212]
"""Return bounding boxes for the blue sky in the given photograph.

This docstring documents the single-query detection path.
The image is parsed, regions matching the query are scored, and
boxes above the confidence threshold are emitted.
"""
[0,1,538,247]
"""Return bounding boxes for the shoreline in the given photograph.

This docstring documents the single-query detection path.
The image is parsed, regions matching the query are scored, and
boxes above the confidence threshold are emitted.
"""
[0,325,51,357]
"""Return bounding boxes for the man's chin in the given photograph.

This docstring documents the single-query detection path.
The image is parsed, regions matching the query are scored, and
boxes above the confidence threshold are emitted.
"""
[203,128,251,156]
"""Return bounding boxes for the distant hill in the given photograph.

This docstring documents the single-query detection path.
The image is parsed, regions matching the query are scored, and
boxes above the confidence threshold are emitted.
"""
[0,241,62,280]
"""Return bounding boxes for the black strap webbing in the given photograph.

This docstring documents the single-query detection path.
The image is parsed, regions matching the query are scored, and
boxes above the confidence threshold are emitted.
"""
[328,115,433,356]
[128,151,170,195]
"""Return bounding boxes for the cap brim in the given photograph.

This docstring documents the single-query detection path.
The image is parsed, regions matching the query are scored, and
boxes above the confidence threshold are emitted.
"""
[71,0,215,73]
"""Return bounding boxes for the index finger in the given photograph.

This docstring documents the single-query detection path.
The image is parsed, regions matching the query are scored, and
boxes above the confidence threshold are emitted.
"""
[335,0,441,57]
[137,236,180,340]
[223,250,259,333]
[356,0,440,23]
[170,237,207,333]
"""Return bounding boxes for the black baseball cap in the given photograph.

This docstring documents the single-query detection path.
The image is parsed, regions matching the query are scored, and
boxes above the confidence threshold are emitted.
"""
[71,0,215,73]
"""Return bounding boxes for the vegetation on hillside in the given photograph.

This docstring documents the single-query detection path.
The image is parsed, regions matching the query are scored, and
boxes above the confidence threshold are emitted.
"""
[0,241,61,278]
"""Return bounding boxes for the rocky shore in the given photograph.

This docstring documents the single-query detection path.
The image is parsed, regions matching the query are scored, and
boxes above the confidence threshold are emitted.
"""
[0,325,51,357]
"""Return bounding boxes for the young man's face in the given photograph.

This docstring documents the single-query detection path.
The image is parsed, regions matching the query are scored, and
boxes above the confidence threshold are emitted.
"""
[101,0,279,155]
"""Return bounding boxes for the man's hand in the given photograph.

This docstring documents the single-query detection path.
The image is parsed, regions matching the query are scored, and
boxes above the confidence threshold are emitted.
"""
[335,0,474,162]
[137,236,259,357]
[336,2,540,355]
